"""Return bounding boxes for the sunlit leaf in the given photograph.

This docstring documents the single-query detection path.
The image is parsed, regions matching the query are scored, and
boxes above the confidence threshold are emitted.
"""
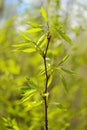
[3,117,20,130]
[58,55,70,65]
[59,31,73,45]
[13,42,30,47]
[38,65,45,76]
[39,65,52,76]
[21,93,34,103]
[40,7,48,22]
[27,22,43,28]
[22,48,36,53]
[21,89,36,103]
[55,23,73,45]
[20,32,32,41]
[12,119,20,130]
[39,36,47,48]
[26,28,43,33]
[37,34,46,46]
[48,74,53,87]
[26,100,43,111]
[24,89,36,95]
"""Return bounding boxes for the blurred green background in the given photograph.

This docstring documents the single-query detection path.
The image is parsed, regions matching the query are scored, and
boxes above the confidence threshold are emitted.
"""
[0,0,87,130]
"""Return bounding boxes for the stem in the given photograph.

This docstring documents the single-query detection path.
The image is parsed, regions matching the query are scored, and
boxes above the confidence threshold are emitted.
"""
[43,32,51,130]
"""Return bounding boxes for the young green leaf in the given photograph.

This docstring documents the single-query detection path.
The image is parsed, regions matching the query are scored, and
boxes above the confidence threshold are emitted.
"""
[21,93,34,103]
[27,22,43,28]
[40,7,48,22]
[39,65,52,76]
[48,74,53,87]
[39,36,47,48]
[37,34,46,46]
[21,89,36,103]
[61,68,75,74]
[26,28,43,33]
[21,86,35,93]
[13,42,30,47]
[58,55,70,66]
[3,117,13,129]
[60,75,68,92]
[58,30,73,45]
[13,46,36,52]
[25,100,43,111]
[21,48,36,53]
[3,117,20,130]
[20,32,32,41]
[55,23,73,45]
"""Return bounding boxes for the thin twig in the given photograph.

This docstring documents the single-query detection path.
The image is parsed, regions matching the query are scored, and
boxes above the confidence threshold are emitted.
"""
[43,31,51,130]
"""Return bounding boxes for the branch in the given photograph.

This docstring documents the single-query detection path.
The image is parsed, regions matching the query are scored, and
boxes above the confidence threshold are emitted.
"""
[43,31,51,130]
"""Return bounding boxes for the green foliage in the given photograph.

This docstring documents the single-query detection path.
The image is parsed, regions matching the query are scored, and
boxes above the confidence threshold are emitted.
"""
[0,1,87,130]
[61,68,75,75]
[3,117,20,130]
[26,28,43,33]
[58,54,70,66]
[53,22,73,45]
[57,26,73,45]
[37,34,47,47]
[40,7,48,22]
[60,75,68,92]
[20,89,42,111]
[12,6,73,129]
